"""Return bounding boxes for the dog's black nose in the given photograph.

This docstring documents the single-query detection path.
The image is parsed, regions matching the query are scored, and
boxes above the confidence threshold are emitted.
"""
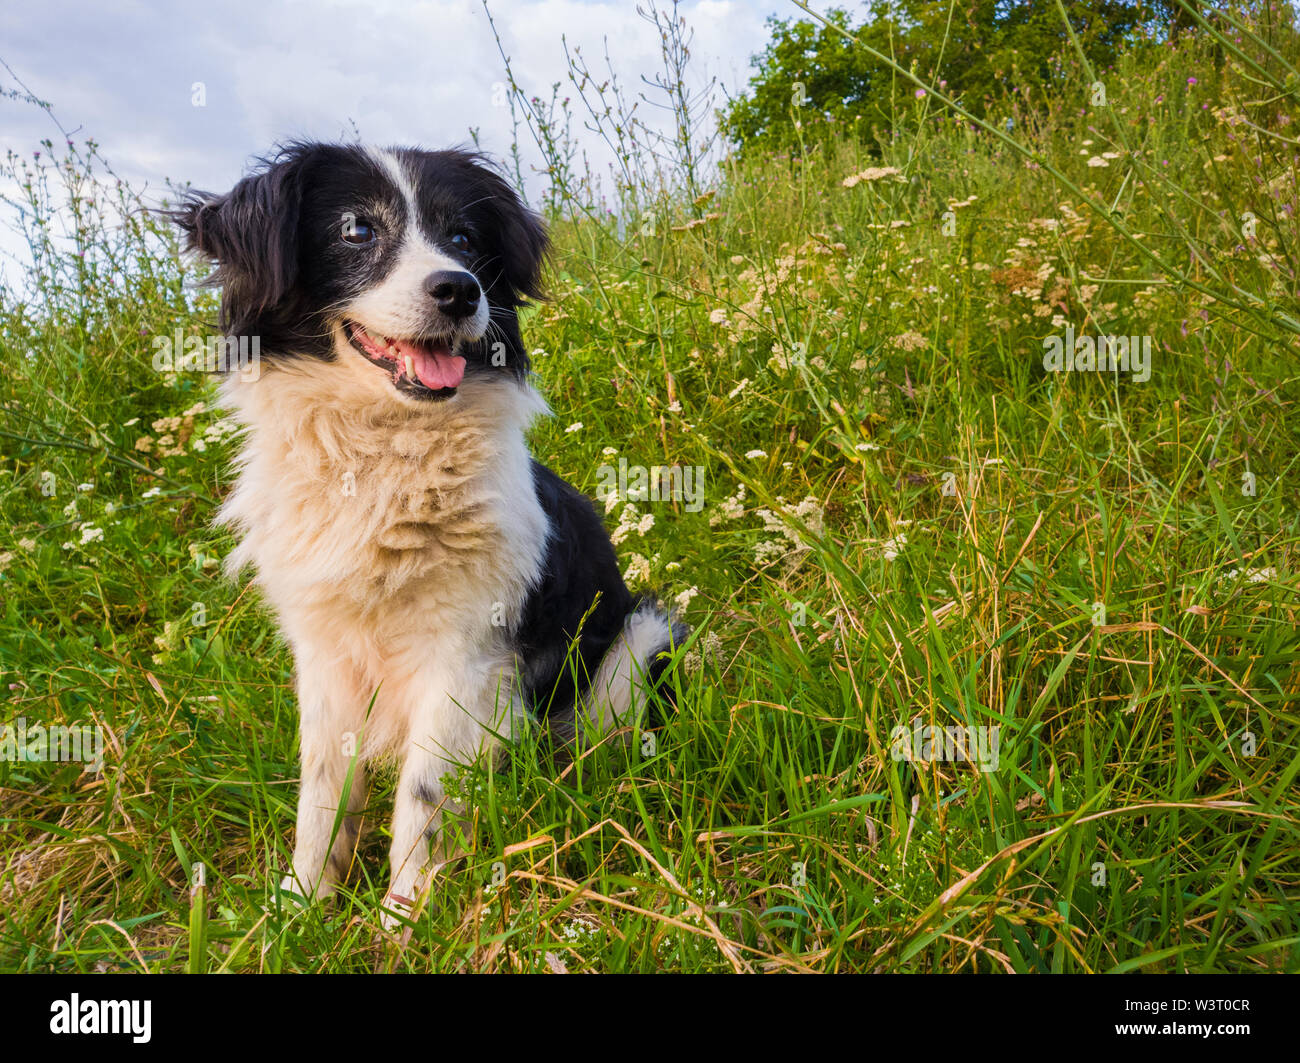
[424,270,481,319]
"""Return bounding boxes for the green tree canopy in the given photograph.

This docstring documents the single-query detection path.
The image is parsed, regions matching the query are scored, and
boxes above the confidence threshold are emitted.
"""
[721,1,1169,156]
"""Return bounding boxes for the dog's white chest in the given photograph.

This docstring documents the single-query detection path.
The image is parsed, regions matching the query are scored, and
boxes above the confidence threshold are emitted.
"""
[217,376,550,663]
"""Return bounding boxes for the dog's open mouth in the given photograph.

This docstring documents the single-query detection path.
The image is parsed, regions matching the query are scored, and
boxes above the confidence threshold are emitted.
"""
[345,321,466,399]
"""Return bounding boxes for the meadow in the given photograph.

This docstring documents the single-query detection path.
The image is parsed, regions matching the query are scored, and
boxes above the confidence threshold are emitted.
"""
[1,12,1298,972]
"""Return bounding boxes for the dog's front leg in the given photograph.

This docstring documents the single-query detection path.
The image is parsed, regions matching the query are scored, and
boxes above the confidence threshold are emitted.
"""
[383,661,526,928]
[384,738,458,926]
[283,662,368,901]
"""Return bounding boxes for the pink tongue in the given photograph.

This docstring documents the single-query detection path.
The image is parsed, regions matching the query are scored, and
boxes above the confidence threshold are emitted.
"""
[393,340,466,390]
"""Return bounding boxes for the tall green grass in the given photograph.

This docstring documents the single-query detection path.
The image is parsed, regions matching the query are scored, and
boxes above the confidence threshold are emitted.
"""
[1,7,1297,972]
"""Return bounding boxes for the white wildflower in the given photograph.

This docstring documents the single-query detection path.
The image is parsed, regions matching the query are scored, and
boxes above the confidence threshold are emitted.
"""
[880,534,907,561]
[623,553,652,585]
[709,483,747,526]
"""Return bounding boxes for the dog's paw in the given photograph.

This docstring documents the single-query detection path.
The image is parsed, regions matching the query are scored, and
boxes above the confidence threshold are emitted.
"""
[273,870,334,911]
[278,873,310,905]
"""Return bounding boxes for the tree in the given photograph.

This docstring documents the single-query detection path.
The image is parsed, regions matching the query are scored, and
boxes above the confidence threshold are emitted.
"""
[721,1,1159,157]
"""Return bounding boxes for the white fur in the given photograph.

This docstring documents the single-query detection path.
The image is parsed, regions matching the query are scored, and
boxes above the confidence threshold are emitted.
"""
[220,350,550,917]
[577,602,679,735]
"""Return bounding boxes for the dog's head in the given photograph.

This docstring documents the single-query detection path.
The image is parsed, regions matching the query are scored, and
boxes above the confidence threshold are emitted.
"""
[172,142,547,402]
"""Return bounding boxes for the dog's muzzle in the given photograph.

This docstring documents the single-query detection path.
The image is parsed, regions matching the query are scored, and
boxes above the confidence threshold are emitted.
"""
[345,321,467,400]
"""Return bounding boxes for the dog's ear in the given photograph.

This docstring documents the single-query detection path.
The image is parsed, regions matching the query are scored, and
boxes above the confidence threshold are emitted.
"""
[468,160,548,304]
[172,149,309,329]
[496,190,548,304]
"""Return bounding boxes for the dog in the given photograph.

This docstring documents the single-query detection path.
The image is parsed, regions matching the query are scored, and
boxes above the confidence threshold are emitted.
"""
[171,142,685,925]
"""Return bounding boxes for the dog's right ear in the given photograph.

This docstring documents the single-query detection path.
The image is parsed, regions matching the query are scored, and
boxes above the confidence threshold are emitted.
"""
[171,149,308,330]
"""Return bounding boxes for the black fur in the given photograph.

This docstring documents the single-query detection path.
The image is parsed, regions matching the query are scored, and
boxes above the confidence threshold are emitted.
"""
[515,464,686,728]
[515,461,636,716]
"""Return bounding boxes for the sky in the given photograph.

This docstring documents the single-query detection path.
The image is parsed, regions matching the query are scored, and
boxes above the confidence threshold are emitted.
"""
[0,0,791,222]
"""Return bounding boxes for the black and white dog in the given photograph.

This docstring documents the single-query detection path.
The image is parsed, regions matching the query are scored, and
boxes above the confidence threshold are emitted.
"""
[172,143,684,924]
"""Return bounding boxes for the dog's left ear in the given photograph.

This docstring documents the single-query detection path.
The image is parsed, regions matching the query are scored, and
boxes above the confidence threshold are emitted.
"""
[499,192,548,304]
[471,162,548,304]
[171,147,310,332]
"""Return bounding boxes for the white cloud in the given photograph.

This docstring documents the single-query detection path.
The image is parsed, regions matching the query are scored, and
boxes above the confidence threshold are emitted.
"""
[0,0,777,287]
[1,0,776,197]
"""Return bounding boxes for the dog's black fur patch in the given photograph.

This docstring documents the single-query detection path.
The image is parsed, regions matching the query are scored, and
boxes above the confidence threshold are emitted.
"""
[515,460,635,715]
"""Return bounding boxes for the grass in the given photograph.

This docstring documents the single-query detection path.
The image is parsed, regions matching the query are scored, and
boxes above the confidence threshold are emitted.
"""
[1,13,1298,973]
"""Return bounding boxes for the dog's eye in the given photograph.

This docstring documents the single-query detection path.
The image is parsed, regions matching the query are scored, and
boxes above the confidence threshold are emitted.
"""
[449,232,472,253]
[342,219,377,245]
